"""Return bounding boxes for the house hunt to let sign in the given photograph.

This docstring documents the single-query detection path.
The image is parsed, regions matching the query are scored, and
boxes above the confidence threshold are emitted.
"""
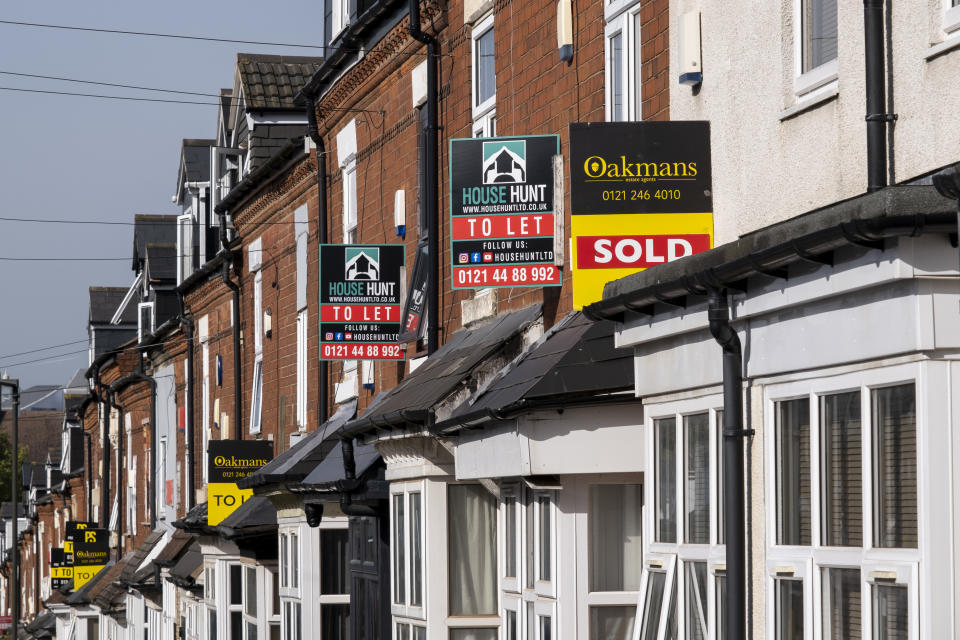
[449,135,561,289]
[319,244,405,360]
[207,439,273,526]
[569,121,714,309]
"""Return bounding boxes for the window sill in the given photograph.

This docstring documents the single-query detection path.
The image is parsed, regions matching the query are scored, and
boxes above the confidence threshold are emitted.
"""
[925,31,960,61]
[779,85,839,121]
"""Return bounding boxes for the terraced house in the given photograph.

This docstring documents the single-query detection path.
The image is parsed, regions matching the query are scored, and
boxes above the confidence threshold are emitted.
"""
[3,0,960,639]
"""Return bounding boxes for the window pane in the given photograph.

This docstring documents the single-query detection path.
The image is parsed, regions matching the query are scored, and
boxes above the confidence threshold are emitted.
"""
[245,567,257,617]
[665,574,678,640]
[410,492,423,606]
[448,484,498,615]
[321,604,348,640]
[822,568,861,640]
[590,606,636,640]
[414,627,426,640]
[655,417,678,542]
[640,572,666,640]
[393,494,406,604]
[525,489,535,588]
[802,0,838,72]
[821,391,862,546]
[505,610,517,640]
[449,631,498,640]
[716,574,726,640]
[776,399,811,545]
[504,496,517,578]
[685,562,707,640]
[398,623,411,640]
[280,535,288,588]
[230,611,243,640]
[717,409,725,545]
[475,27,496,106]
[230,564,243,605]
[776,579,804,640]
[872,384,917,548]
[538,495,551,581]
[610,32,624,121]
[247,622,258,640]
[873,584,908,640]
[633,12,643,118]
[320,529,349,595]
[290,533,299,589]
[685,413,710,543]
[540,616,552,640]
[589,484,643,592]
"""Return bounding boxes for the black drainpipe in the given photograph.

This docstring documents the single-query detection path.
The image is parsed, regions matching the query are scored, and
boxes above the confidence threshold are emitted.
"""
[110,359,158,532]
[707,289,750,640]
[305,94,330,424]
[409,0,440,355]
[178,292,197,508]
[219,214,243,441]
[84,430,93,523]
[338,438,378,517]
[864,0,892,192]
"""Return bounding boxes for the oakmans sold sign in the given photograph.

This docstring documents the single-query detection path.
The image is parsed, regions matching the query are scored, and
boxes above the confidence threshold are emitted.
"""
[569,122,714,309]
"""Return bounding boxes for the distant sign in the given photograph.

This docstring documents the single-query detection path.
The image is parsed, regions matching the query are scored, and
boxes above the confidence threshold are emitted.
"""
[0,616,10,631]
[72,527,108,590]
[207,440,273,526]
[64,520,94,562]
[399,243,429,343]
[319,244,405,360]
[50,548,72,591]
[569,122,714,308]
[449,135,561,288]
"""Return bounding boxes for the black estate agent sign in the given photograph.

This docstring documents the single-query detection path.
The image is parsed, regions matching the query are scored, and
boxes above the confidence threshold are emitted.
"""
[207,439,273,526]
[50,548,72,591]
[72,527,108,590]
[320,244,405,360]
[449,135,561,288]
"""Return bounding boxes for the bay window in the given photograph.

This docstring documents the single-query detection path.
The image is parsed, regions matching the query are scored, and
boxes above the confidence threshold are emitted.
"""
[767,369,919,640]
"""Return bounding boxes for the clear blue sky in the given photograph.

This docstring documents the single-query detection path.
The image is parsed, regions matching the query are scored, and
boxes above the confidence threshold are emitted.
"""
[0,1,325,389]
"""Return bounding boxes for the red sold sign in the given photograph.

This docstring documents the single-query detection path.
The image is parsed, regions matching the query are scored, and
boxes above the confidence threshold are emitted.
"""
[575,234,711,269]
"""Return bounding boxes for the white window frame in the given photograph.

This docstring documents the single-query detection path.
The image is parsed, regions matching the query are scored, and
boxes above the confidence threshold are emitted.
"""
[177,212,195,285]
[201,339,210,486]
[330,0,350,41]
[763,362,922,640]
[318,518,350,639]
[342,161,358,243]
[635,553,678,640]
[471,14,496,123]
[250,267,263,435]
[138,301,156,342]
[217,559,277,640]
[792,0,839,98]
[296,310,308,431]
[944,0,960,34]
[604,2,644,122]
[391,481,426,621]
[157,436,167,519]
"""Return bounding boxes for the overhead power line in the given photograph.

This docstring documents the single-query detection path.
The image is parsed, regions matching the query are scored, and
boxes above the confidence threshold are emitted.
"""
[0,85,219,105]
[0,348,88,368]
[0,339,88,361]
[0,19,328,49]
[0,70,217,97]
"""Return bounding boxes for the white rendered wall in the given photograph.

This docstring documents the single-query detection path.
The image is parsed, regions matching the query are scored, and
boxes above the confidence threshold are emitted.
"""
[670,0,960,244]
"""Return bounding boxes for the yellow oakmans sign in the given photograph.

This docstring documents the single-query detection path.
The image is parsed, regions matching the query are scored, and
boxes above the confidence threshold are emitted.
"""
[207,440,273,526]
[569,122,714,309]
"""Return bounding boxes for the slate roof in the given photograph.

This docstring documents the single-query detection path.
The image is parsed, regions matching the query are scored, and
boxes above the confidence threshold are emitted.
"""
[298,440,380,491]
[167,541,203,589]
[235,54,323,111]
[92,554,133,610]
[249,123,308,171]
[341,304,542,436]
[436,313,634,433]
[18,385,64,411]
[119,530,165,586]
[22,462,45,488]
[217,496,277,540]
[131,215,177,272]
[89,286,134,325]
[238,399,357,489]
[0,502,26,519]
[182,139,214,183]
[64,369,88,395]
[145,243,177,283]
[23,610,55,638]
[153,530,194,568]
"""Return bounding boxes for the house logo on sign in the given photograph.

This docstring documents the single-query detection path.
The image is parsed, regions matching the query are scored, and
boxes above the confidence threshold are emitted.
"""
[345,247,380,281]
[482,140,526,184]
